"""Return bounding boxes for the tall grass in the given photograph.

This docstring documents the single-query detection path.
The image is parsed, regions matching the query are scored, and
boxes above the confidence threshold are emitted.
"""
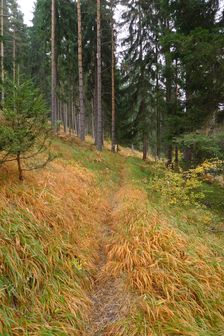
[0,153,106,334]
[101,185,224,335]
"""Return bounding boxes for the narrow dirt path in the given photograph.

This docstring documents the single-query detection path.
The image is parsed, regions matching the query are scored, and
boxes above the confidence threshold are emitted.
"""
[86,166,129,335]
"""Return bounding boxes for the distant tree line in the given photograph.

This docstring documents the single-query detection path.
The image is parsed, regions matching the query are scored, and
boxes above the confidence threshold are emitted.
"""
[0,0,223,167]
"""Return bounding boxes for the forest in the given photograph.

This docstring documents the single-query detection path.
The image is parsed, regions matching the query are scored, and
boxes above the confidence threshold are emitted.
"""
[0,0,224,335]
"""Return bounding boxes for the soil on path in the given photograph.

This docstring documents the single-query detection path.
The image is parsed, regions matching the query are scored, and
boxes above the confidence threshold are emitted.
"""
[87,168,130,336]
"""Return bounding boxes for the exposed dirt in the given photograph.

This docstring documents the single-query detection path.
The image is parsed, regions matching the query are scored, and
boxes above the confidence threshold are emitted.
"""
[87,183,130,336]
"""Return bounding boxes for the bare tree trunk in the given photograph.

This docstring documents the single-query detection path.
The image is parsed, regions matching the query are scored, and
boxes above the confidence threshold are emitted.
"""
[63,103,67,133]
[17,64,20,84]
[74,111,78,136]
[71,100,75,134]
[77,0,85,141]
[143,135,148,161]
[51,0,57,131]
[155,39,160,160]
[94,73,97,143]
[1,0,4,102]
[165,20,173,165]
[13,29,16,83]
[68,100,72,135]
[96,0,102,151]
[91,109,95,139]
[167,145,173,167]
[111,2,116,153]
[16,153,23,181]
[174,145,179,168]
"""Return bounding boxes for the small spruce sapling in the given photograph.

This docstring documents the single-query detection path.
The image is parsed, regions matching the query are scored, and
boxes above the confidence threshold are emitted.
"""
[0,79,53,180]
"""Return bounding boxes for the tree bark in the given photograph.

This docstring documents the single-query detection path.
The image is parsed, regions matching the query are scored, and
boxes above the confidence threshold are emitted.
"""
[93,73,97,143]
[1,0,4,102]
[111,2,116,153]
[77,0,85,141]
[51,0,57,131]
[143,135,148,161]
[174,145,179,167]
[16,153,23,181]
[96,0,103,151]
[13,28,16,83]
[156,38,160,160]
[167,144,173,167]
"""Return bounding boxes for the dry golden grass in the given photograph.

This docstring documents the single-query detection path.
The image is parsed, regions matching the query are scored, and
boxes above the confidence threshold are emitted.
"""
[0,157,108,335]
[101,185,224,335]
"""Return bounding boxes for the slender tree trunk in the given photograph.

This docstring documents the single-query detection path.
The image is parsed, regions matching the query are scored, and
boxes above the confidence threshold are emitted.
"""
[13,29,16,83]
[96,0,102,151]
[74,112,78,136]
[167,144,173,167]
[174,60,179,169]
[71,100,75,134]
[1,0,4,102]
[91,109,95,139]
[51,0,57,131]
[16,153,23,181]
[94,73,98,143]
[143,135,148,161]
[156,39,160,160]
[63,103,67,133]
[17,64,20,84]
[111,2,116,152]
[174,145,179,168]
[77,0,85,141]
[164,20,173,165]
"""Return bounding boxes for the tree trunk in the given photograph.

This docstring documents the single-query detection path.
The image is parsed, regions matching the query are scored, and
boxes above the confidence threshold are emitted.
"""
[63,103,67,133]
[77,0,85,141]
[16,153,23,181]
[167,145,173,167]
[71,101,75,134]
[183,147,192,162]
[155,38,160,160]
[1,0,4,102]
[13,28,16,83]
[143,135,148,161]
[91,109,95,139]
[111,2,116,153]
[51,0,57,131]
[96,0,103,151]
[74,112,78,136]
[94,73,97,143]
[174,145,179,166]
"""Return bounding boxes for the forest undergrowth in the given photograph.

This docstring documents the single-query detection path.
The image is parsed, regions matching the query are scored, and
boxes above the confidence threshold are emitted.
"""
[0,137,224,335]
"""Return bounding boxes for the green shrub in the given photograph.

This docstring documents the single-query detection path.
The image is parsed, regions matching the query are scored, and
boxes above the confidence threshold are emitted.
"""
[0,79,52,180]
[176,132,224,167]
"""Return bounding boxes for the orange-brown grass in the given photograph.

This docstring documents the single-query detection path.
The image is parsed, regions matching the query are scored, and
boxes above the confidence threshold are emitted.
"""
[101,186,224,335]
[0,157,108,335]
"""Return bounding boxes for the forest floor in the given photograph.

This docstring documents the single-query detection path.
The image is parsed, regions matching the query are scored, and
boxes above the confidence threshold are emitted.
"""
[0,136,224,335]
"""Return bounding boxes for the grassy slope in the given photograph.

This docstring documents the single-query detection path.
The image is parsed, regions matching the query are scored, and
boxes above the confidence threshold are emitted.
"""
[0,137,224,335]
[100,157,224,335]
[0,137,123,335]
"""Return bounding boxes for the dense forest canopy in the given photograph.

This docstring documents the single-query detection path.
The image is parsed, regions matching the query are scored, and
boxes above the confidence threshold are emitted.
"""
[0,0,224,163]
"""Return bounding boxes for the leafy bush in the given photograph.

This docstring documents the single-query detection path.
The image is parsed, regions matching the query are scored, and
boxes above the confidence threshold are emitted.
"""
[0,79,52,180]
[150,167,204,206]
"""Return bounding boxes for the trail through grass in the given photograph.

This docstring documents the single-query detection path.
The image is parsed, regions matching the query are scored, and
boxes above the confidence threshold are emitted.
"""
[0,136,224,335]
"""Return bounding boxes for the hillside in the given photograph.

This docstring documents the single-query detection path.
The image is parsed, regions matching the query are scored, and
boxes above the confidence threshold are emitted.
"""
[0,137,224,335]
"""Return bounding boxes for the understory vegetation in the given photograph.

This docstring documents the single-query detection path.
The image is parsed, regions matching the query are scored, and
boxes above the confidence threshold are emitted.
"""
[0,138,223,335]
